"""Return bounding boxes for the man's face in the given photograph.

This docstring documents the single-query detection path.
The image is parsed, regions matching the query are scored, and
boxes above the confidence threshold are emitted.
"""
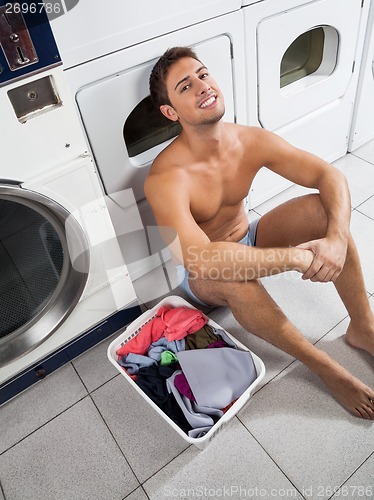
[160,57,225,127]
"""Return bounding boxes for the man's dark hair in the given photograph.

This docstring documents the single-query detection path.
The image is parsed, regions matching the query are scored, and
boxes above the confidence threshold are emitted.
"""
[149,46,201,108]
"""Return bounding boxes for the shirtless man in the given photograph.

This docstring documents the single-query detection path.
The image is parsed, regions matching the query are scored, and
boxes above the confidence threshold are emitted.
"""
[144,46,374,419]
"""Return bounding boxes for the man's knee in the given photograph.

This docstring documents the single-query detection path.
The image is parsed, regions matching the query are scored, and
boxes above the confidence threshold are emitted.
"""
[308,193,325,217]
[216,279,265,307]
[305,193,328,235]
[189,277,263,307]
[188,277,228,307]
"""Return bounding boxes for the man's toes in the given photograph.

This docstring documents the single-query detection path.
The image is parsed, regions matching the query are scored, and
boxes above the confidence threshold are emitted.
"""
[355,407,371,419]
[367,398,374,419]
[362,405,374,420]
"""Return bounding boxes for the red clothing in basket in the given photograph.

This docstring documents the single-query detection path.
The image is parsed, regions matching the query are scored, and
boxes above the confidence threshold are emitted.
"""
[116,305,207,358]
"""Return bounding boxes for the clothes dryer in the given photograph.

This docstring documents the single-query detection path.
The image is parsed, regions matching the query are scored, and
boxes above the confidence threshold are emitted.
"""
[57,11,247,280]
[0,10,138,399]
[50,0,241,69]
[242,0,370,207]
[349,0,374,151]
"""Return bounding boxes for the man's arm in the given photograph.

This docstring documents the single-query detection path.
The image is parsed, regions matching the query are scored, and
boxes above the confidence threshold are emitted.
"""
[250,128,351,282]
[144,168,313,282]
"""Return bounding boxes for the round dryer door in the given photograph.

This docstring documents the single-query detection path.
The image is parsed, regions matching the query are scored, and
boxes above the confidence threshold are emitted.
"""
[0,183,89,366]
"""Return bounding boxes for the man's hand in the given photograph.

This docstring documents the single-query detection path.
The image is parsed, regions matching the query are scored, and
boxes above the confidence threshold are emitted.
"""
[296,237,348,282]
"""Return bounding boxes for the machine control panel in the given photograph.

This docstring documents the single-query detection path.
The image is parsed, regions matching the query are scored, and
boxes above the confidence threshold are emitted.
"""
[0,5,39,70]
[0,1,61,87]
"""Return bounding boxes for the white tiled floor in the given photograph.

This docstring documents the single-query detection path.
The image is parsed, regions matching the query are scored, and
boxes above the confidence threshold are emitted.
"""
[1,143,374,500]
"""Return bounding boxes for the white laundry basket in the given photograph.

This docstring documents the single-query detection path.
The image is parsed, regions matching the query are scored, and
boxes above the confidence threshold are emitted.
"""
[107,295,265,450]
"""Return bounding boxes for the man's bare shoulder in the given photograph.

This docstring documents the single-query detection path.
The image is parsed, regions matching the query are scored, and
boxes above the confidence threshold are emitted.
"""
[149,143,182,174]
[223,123,271,151]
[228,123,269,141]
[147,140,188,176]
[229,124,291,165]
[144,145,190,203]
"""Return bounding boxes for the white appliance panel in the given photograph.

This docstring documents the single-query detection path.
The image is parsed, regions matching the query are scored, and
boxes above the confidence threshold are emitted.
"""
[349,1,374,151]
[256,0,361,130]
[243,0,370,208]
[249,102,353,207]
[51,0,241,69]
[0,68,88,181]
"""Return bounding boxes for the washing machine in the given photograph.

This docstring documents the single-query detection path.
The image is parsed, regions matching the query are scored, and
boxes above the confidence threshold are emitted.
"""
[0,3,138,403]
[50,8,247,282]
[349,0,374,152]
[242,0,370,208]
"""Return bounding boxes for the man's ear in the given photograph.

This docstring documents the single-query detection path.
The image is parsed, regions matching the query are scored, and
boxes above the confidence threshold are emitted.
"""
[160,105,179,122]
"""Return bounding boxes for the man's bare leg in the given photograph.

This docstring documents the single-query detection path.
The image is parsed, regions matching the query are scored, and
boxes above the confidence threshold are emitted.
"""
[189,277,374,418]
[333,239,374,356]
[255,193,374,357]
[189,194,374,418]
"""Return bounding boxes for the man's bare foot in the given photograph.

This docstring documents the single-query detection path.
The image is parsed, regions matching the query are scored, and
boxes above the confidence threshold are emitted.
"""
[346,321,374,357]
[317,358,374,419]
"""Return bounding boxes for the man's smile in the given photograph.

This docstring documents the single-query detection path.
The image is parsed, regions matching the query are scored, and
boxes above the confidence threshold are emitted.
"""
[199,94,217,108]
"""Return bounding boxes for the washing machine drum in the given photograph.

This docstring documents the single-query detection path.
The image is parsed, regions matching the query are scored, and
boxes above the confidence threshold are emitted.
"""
[0,183,89,366]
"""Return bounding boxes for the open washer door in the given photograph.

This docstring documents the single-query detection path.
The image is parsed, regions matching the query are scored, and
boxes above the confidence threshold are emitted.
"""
[0,183,89,366]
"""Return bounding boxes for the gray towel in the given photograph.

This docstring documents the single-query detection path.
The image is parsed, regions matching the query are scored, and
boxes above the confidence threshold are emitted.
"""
[166,370,223,429]
[176,348,257,408]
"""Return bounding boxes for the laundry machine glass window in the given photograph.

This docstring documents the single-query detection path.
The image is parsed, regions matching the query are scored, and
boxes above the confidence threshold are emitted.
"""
[124,96,182,158]
[280,27,338,89]
[0,198,67,340]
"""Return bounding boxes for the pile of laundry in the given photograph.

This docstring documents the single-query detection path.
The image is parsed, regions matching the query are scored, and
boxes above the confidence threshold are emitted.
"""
[116,304,257,438]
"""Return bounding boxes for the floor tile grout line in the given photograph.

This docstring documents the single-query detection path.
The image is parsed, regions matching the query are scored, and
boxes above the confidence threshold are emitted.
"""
[1,376,154,498]
[353,196,374,212]
[312,314,349,345]
[0,362,123,458]
[251,209,262,217]
[350,152,374,166]
[326,451,374,500]
[86,372,120,394]
[0,480,5,500]
[76,340,211,489]
[250,355,301,397]
[354,206,374,222]
[70,358,122,398]
[87,377,193,489]
[122,485,151,500]
[70,359,90,393]
[0,392,89,457]
[235,417,307,500]
[140,485,151,500]
[351,198,374,213]
[87,392,142,487]
[139,444,193,490]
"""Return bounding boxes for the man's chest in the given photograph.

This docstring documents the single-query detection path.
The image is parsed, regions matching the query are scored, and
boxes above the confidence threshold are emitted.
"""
[188,163,255,222]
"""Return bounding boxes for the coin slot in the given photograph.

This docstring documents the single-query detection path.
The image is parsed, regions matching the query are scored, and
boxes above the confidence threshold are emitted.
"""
[0,5,38,71]
[16,46,30,65]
